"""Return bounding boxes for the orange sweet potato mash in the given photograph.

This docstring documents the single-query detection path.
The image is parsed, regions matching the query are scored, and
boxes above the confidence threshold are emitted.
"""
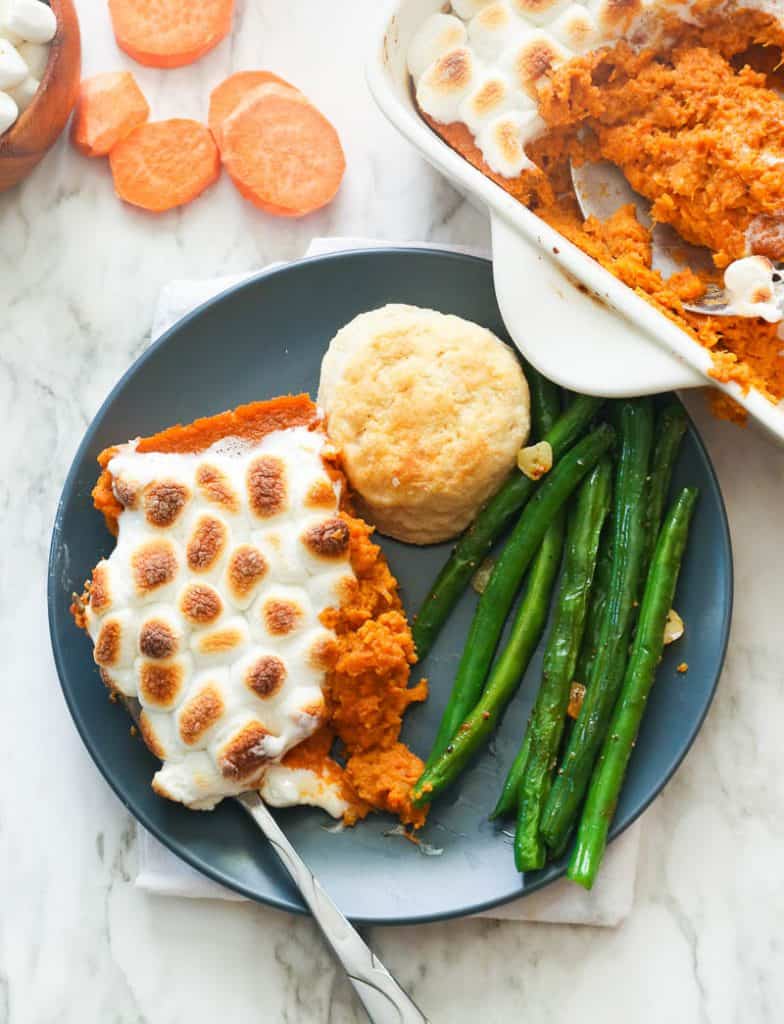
[422,4,784,416]
[83,395,429,828]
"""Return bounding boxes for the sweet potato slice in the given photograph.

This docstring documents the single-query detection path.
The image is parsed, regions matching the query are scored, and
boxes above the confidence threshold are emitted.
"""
[109,119,220,212]
[208,71,299,146]
[71,72,150,157]
[220,84,345,217]
[108,0,234,68]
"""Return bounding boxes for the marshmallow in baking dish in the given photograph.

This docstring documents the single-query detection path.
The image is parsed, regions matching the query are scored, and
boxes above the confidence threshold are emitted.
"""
[408,0,781,179]
[82,424,356,811]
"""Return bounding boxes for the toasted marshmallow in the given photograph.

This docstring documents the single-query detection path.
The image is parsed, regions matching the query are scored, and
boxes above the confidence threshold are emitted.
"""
[467,2,522,61]
[586,0,644,36]
[407,12,467,79]
[550,4,602,51]
[136,654,192,711]
[723,256,782,323]
[93,609,138,670]
[0,38,27,89]
[499,28,573,98]
[223,543,269,610]
[138,604,186,660]
[190,615,251,666]
[478,109,543,176]
[417,46,477,125]
[82,423,357,811]
[152,752,243,811]
[510,0,571,24]
[261,765,349,818]
[459,70,533,135]
[5,0,56,44]
[184,510,230,579]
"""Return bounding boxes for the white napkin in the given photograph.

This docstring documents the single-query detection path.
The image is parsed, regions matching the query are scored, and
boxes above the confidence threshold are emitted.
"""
[136,237,642,927]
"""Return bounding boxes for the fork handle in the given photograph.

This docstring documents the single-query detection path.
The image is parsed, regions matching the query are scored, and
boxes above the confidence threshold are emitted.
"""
[237,793,430,1024]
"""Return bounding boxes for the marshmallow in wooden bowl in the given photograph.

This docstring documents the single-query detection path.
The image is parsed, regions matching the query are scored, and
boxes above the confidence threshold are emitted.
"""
[0,0,56,133]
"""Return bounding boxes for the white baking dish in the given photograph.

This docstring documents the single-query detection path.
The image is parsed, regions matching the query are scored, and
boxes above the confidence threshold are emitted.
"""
[366,0,784,443]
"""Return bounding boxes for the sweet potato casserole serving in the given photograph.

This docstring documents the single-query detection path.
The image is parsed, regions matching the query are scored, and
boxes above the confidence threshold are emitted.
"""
[72,395,428,828]
[409,0,784,414]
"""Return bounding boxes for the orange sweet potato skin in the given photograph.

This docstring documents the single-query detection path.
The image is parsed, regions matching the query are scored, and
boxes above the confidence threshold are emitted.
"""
[421,5,784,417]
[81,393,428,827]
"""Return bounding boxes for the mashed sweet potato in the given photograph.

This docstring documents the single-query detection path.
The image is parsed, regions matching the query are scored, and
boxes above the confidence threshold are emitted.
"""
[83,395,429,828]
[422,5,784,416]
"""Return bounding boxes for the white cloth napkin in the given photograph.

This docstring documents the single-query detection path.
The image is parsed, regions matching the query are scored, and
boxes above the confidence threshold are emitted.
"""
[136,236,642,927]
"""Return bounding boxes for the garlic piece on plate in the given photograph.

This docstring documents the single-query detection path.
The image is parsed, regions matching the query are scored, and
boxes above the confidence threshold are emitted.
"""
[663,608,684,645]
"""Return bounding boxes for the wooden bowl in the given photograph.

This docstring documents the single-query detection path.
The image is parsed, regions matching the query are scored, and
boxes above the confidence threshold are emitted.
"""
[0,0,81,192]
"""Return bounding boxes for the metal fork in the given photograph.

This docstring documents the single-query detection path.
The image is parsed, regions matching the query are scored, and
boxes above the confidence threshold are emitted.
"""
[122,696,428,1024]
[570,159,784,316]
[236,793,429,1024]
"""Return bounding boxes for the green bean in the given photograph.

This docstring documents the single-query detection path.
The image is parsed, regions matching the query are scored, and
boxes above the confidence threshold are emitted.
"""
[411,394,604,660]
[514,457,613,870]
[573,518,613,692]
[540,399,654,852]
[411,508,566,807]
[490,731,531,821]
[568,487,698,888]
[640,401,688,578]
[422,423,616,769]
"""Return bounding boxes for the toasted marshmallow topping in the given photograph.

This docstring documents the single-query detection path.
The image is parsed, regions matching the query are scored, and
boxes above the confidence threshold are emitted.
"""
[550,3,601,51]
[84,425,354,811]
[723,256,782,323]
[416,45,477,125]
[468,2,521,60]
[407,12,467,79]
[260,765,349,818]
[410,0,784,179]
[479,109,543,175]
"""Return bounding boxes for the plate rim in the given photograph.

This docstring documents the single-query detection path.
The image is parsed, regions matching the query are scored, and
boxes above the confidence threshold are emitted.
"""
[47,247,734,924]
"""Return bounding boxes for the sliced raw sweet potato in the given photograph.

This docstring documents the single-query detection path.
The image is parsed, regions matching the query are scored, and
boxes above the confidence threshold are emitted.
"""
[208,71,299,146]
[109,119,220,212]
[220,85,345,217]
[108,0,234,69]
[71,72,150,157]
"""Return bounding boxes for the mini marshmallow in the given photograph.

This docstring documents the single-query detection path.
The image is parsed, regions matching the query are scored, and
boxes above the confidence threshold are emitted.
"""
[407,12,467,80]
[260,765,349,818]
[550,4,602,52]
[723,255,782,323]
[8,72,36,110]
[0,88,17,132]
[468,2,522,61]
[585,0,644,37]
[416,46,477,124]
[16,40,46,78]
[509,0,572,26]
[0,38,27,89]
[459,70,526,135]
[478,109,543,176]
[499,28,573,98]
[5,0,56,44]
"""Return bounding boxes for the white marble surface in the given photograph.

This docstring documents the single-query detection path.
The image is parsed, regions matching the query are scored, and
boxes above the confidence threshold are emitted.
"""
[1,2,783,1021]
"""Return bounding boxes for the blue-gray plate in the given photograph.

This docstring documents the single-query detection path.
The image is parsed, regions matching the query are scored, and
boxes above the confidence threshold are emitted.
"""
[48,249,732,925]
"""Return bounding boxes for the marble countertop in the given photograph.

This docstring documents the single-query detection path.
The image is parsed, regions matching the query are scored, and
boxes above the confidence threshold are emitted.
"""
[2,1,783,1021]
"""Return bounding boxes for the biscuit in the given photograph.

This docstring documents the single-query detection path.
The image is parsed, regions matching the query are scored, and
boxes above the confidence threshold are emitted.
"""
[319,305,530,544]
